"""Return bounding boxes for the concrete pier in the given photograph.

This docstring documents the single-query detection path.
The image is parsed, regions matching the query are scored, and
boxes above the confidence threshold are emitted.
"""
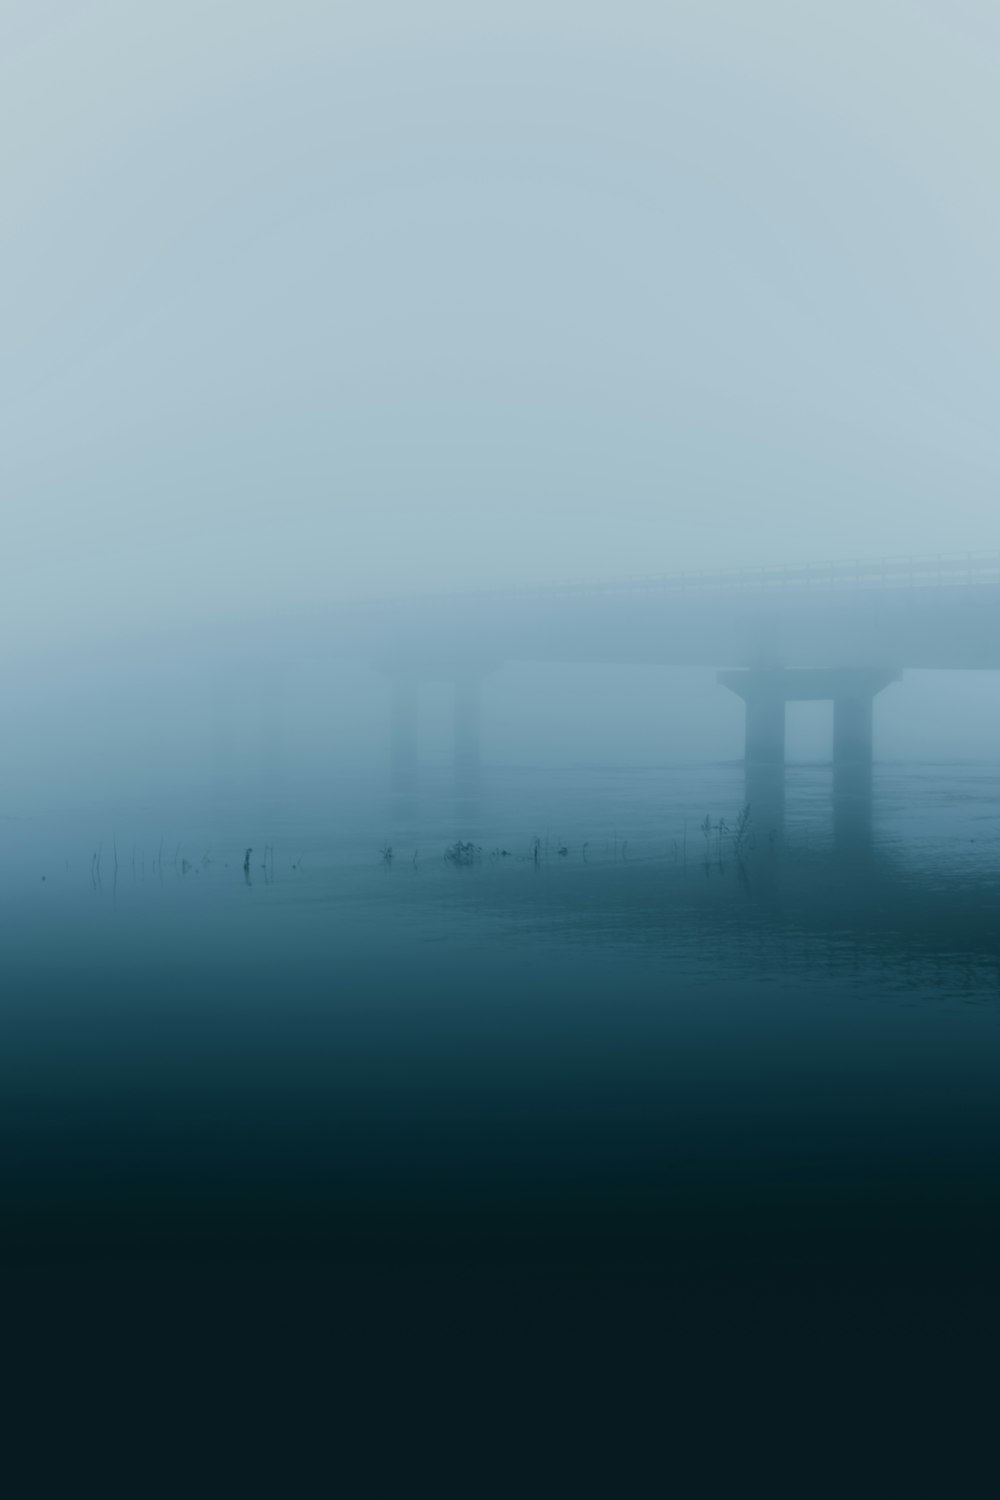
[833,692,876,766]
[744,687,787,766]
[719,668,901,767]
[381,661,491,791]
[389,671,419,792]
[453,669,482,786]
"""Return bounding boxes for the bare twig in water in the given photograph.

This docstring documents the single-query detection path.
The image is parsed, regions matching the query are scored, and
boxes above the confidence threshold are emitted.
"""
[732,804,753,858]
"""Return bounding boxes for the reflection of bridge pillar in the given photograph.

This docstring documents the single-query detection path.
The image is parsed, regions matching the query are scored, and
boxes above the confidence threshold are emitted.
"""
[453,670,482,787]
[745,761,786,847]
[833,760,873,855]
[389,672,419,793]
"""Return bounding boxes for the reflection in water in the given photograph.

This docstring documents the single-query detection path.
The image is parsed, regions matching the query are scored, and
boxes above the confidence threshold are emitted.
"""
[745,759,874,860]
[739,761,879,898]
[410,762,1000,991]
[444,819,998,987]
[2,762,999,1301]
[833,760,874,857]
[744,762,785,852]
[452,790,482,832]
[389,792,419,828]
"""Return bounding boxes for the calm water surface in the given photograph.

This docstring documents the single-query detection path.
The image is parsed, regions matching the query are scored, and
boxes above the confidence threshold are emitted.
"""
[3,760,1000,1296]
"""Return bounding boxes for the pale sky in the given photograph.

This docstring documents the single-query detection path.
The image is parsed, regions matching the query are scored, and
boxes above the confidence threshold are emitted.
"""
[3,1,999,649]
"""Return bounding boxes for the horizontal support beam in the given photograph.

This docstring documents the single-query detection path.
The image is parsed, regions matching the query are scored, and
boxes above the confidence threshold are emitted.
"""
[717,667,902,702]
[374,659,499,683]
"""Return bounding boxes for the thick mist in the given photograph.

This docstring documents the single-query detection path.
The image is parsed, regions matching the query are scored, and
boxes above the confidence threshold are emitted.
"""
[4,1,1000,656]
[7,9,1000,1466]
[3,2,1000,805]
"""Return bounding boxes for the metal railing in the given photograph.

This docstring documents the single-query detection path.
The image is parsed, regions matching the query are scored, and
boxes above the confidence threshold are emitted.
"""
[351,552,1000,610]
[504,553,1000,598]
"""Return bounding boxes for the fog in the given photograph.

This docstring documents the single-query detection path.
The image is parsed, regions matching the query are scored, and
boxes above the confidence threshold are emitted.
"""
[3,1,1000,799]
[9,7,1000,1432]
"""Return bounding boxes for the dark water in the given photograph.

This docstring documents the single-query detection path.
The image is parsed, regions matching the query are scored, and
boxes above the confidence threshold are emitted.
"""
[5,761,1000,1475]
[5,759,999,1271]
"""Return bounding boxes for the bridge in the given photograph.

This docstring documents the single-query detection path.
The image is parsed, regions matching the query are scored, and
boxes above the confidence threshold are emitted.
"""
[330,552,1000,787]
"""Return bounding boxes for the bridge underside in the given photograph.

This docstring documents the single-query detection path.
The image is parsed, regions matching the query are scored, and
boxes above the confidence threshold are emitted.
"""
[718,668,902,767]
[341,571,1000,674]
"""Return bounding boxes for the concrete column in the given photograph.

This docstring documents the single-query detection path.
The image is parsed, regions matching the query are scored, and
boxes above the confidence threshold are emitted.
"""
[744,689,786,766]
[453,670,482,785]
[718,671,787,765]
[389,672,419,792]
[722,667,899,769]
[833,694,874,766]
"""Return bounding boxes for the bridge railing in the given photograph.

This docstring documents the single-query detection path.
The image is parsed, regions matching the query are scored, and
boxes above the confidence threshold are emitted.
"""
[339,552,1000,612]
[579,552,1000,596]
[447,553,1000,600]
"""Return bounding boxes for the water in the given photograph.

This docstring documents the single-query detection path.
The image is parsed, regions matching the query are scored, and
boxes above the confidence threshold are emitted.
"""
[9,757,1000,1485]
[4,758,1000,1296]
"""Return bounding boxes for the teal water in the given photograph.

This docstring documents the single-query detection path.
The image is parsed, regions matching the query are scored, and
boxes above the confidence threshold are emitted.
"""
[3,760,999,1293]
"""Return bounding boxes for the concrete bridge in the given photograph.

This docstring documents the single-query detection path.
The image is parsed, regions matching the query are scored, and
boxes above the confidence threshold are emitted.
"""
[334,553,1000,787]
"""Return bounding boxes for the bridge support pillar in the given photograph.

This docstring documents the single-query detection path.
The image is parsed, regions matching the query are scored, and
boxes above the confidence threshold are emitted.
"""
[453,669,482,786]
[744,689,786,766]
[718,672,786,765]
[833,693,874,766]
[380,661,495,794]
[389,671,419,793]
[719,668,901,768]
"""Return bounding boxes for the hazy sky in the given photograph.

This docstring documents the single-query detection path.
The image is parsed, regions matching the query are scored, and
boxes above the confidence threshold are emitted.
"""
[3,1,999,647]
